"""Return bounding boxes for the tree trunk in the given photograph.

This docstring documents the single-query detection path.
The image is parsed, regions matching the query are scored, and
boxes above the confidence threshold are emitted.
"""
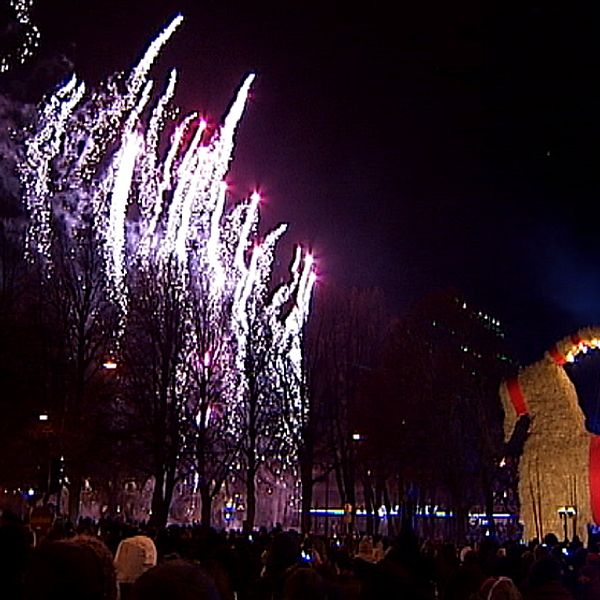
[164,465,176,523]
[343,463,356,534]
[383,483,395,536]
[107,478,119,517]
[454,505,468,545]
[334,458,346,505]
[149,469,170,527]
[244,464,256,533]
[364,476,375,536]
[300,444,314,534]
[200,486,212,526]
[67,472,82,523]
[375,476,384,535]
[483,474,496,537]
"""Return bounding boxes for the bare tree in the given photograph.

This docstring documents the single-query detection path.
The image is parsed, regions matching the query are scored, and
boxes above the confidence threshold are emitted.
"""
[183,273,239,526]
[306,284,389,531]
[376,290,513,540]
[41,217,118,520]
[124,258,187,527]
[236,309,286,532]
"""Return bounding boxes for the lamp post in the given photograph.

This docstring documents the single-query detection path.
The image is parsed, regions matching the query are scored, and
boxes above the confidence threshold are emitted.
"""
[558,506,577,542]
[566,506,577,540]
[558,507,568,541]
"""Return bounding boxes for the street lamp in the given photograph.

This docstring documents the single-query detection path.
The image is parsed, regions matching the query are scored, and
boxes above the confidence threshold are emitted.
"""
[558,506,577,541]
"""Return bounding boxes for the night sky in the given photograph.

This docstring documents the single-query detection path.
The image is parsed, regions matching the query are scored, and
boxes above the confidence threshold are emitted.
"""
[16,1,600,365]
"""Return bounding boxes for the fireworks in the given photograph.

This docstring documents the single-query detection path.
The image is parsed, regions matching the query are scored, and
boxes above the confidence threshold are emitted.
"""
[18,14,315,481]
[0,0,40,74]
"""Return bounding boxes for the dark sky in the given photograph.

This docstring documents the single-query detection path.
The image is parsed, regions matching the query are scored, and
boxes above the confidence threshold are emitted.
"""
[20,0,600,364]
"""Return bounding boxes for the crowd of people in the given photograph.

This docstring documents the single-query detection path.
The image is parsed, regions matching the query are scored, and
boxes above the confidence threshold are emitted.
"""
[1,508,600,599]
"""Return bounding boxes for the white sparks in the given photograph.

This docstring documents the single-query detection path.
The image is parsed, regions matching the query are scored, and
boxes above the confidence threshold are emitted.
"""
[106,130,141,314]
[20,75,85,262]
[1,0,40,74]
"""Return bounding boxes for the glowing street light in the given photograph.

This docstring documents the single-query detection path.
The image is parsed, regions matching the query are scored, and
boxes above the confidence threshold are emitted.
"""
[102,359,118,370]
[39,413,48,422]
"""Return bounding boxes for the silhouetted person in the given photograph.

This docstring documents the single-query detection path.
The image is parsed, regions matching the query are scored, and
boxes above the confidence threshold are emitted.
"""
[525,556,573,600]
[478,576,522,600]
[24,534,117,600]
[0,510,33,600]
[131,558,221,600]
[445,549,485,600]
[250,530,302,599]
[282,565,327,600]
[359,527,434,600]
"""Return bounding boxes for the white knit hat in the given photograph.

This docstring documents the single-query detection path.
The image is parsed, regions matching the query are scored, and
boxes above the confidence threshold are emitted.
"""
[114,535,157,584]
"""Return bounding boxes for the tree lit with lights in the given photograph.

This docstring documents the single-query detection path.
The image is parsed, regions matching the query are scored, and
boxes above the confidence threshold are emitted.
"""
[16,15,315,525]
